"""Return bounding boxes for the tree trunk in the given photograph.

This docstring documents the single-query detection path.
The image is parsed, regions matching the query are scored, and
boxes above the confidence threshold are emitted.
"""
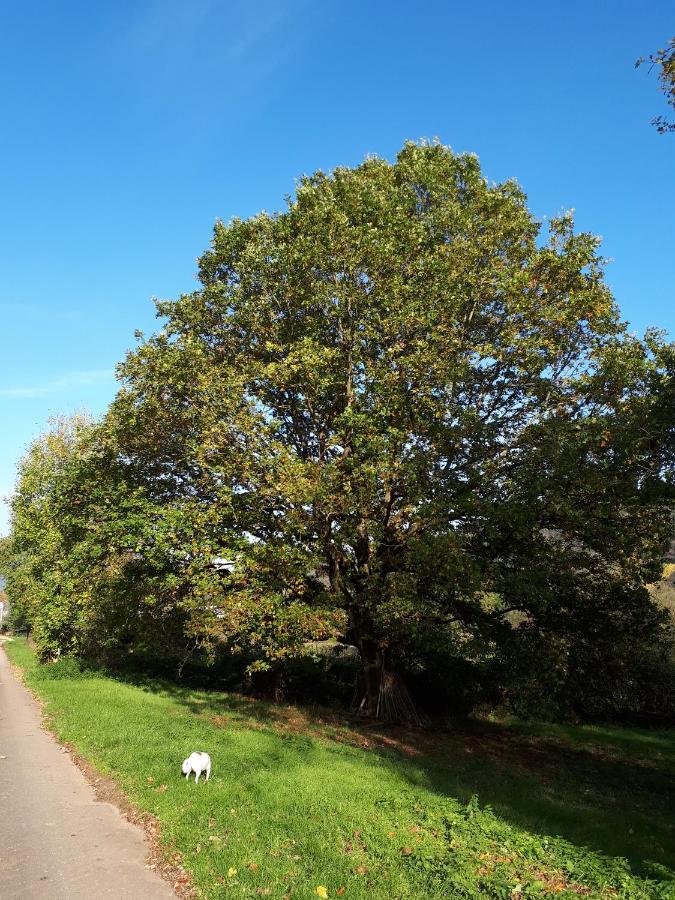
[271,667,285,703]
[353,637,429,728]
[355,638,384,718]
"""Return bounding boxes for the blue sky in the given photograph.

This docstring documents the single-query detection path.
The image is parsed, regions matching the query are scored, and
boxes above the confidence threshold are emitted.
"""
[0,0,673,534]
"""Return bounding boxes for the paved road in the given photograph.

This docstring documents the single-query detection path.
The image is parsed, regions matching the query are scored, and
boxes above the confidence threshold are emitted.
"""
[0,644,176,899]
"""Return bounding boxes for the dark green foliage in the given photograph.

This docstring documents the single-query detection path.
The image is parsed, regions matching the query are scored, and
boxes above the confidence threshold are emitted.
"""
[565,632,675,726]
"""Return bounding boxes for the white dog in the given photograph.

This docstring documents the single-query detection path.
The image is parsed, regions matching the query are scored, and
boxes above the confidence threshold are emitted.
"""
[181,751,211,783]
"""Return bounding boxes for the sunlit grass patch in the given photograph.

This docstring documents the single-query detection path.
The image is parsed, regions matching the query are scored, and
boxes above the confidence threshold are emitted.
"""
[6,638,674,899]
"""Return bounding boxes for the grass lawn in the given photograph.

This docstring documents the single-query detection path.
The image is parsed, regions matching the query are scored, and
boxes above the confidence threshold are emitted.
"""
[5,637,675,899]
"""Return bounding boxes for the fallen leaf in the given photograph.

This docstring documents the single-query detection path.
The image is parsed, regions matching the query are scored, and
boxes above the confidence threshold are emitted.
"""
[228,867,237,877]
[400,847,413,856]
[337,889,346,896]
[353,866,368,875]
[247,862,259,870]
[387,831,396,838]
[315,888,328,899]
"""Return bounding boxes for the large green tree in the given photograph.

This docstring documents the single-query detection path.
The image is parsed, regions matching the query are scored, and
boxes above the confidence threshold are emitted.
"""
[109,142,674,720]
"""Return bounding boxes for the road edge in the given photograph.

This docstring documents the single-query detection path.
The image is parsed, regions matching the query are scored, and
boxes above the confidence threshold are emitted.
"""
[2,641,197,899]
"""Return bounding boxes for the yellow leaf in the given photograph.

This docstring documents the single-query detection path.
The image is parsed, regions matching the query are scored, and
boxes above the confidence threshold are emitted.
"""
[315,887,328,898]
[228,867,238,877]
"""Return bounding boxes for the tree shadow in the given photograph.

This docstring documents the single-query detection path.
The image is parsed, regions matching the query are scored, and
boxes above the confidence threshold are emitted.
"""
[382,718,675,882]
[110,670,675,883]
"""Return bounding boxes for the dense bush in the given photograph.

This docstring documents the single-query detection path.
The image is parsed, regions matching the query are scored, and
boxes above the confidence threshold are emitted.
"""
[565,633,675,727]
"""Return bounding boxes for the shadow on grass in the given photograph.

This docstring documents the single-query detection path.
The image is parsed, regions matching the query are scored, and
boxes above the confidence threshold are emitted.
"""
[409,719,674,882]
[106,670,675,883]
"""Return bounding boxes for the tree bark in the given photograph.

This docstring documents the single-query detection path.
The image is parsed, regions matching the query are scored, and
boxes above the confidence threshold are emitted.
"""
[343,520,428,727]
[270,667,285,703]
[355,637,384,718]
[352,630,428,727]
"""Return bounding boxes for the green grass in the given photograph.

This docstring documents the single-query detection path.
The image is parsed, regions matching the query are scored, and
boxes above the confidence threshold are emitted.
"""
[5,638,675,900]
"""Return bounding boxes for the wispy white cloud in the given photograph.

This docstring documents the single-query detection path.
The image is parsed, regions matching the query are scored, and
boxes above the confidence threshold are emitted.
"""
[120,0,314,99]
[0,369,115,399]
[124,0,216,55]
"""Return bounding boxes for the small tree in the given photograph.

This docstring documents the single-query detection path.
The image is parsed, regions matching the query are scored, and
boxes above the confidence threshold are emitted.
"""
[5,416,95,657]
[5,415,193,664]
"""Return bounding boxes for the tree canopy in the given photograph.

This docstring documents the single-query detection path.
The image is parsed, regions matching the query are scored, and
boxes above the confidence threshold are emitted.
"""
[4,142,674,722]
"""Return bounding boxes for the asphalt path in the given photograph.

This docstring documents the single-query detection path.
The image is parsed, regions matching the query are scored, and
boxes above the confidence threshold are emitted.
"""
[0,643,176,899]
